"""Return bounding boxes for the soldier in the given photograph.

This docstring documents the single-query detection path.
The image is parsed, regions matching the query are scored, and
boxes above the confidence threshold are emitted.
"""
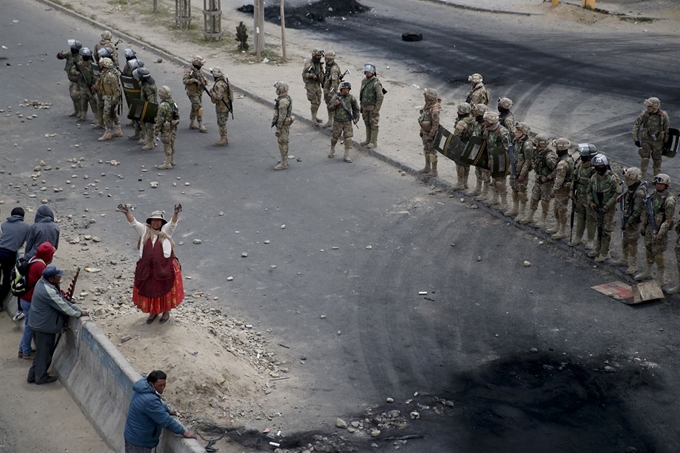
[482,111,511,210]
[547,138,574,239]
[272,82,294,170]
[95,57,122,141]
[632,97,670,179]
[469,104,491,198]
[328,81,360,162]
[122,48,137,76]
[587,154,622,262]
[183,55,208,132]
[125,59,146,139]
[465,73,489,106]
[508,122,534,219]
[133,68,158,151]
[322,51,342,129]
[154,86,180,170]
[417,88,441,177]
[611,167,645,275]
[72,47,98,123]
[451,102,476,190]
[359,63,384,149]
[569,144,598,248]
[302,49,324,124]
[209,67,234,146]
[634,173,675,286]
[56,39,83,118]
[497,98,515,131]
[93,30,119,67]
[520,134,557,227]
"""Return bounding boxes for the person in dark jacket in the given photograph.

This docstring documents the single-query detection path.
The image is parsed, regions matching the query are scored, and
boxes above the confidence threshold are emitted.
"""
[124,370,196,452]
[27,265,88,385]
[0,207,30,316]
[24,205,60,260]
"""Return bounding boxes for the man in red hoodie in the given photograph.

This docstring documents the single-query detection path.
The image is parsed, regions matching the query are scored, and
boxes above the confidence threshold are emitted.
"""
[18,242,55,359]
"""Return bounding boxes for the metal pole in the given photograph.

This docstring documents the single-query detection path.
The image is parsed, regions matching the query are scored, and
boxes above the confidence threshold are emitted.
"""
[280,0,286,62]
[153,0,158,12]
[255,0,261,61]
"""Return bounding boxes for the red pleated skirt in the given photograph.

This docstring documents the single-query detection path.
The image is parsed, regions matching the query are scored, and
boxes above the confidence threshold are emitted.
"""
[132,259,184,314]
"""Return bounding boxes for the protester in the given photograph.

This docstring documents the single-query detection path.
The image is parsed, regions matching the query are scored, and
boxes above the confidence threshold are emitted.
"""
[0,207,30,318]
[18,242,54,360]
[124,370,197,452]
[24,205,60,260]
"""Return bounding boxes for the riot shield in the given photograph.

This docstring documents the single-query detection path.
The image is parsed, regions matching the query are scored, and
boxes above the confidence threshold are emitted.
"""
[488,141,509,179]
[433,125,467,165]
[92,63,101,84]
[120,75,141,108]
[127,99,159,124]
[458,136,488,168]
[663,128,679,158]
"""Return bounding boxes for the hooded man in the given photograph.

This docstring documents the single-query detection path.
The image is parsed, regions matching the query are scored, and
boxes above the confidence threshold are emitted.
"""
[0,207,30,306]
[24,205,60,261]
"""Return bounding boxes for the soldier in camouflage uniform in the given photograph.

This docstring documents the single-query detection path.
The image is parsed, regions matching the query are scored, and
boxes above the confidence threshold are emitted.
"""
[610,167,645,275]
[417,88,441,177]
[124,58,146,139]
[520,134,556,227]
[508,122,534,219]
[93,31,119,68]
[482,111,511,210]
[56,39,83,118]
[72,47,98,123]
[183,55,208,132]
[209,67,234,146]
[328,81,360,163]
[95,57,122,141]
[122,48,137,76]
[547,138,574,239]
[154,86,180,170]
[587,154,622,262]
[272,82,294,170]
[465,73,489,106]
[452,102,476,190]
[569,144,597,248]
[302,49,324,124]
[133,67,158,151]
[634,173,675,286]
[632,97,670,178]
[469,104,491,198]
[359,63,384,149]
[322,51,342,129]
[497,97,514,132]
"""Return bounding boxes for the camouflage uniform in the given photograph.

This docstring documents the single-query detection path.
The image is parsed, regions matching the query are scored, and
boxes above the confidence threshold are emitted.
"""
[509,129,535,220]
[183,59,208,132]
[209,72,233,146]
[587,169,622,261]
[548,148,574,239]
[632,99,670,178]
[611,175,644,275]
[482,115,510,210]
[469,105,491,199]
[139,77,158,150]
[328,87,360,163]
[154,92,180,170]
[359,71,384,149]
[521,139,557,227]
[635,183,675,286]
[570,159,597,248]
[322,54,342,128]
[95,61,121,141]
[71,57,98,122]
[57,49,82,117]
[451,110,476,190]
[417,89,441,177]
[465,73,489,106]
[272,83,293,170]
[302,51,324,123]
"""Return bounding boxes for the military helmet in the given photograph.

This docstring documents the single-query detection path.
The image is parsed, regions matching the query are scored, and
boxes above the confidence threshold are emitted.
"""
[158,85,172,98]
[592,153,609,167]
[577,143,597,157]
[498,97,513,110]
[212,67,224,78]
[79,47,93,58]
[128,59,144,70]
[99,57,114,69]
[101,30,113,40]
[623,167,642,182]
[468,73,483,83]
[473,103,489,116]
[515,121,531,135]
[424,88,438,101]
[483,111,500,124]
[535,133,550,148]
[654,173,671,185]
[133,67,151,81]
[192,55,206,67]
[274,81,289,94]
[644,97,661,109]
[340,81,352,91]
[312,49,323,58]
[457,102,472,115]
[325,50,336,59]
[363,62,376,74]
[124,48,136,61]
[555,138,571,151]
[97,47,113,59]
[67,39,82,51]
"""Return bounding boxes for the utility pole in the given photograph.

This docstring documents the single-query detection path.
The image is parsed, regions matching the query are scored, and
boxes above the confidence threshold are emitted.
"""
[254,0,264,61]
[280,0,287,62]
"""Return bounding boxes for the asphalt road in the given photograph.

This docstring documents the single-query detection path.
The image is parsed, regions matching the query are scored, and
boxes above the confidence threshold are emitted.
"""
[2,1,680,452]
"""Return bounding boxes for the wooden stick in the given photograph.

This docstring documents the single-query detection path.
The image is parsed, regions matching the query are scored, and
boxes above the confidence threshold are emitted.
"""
[280,0,287,62]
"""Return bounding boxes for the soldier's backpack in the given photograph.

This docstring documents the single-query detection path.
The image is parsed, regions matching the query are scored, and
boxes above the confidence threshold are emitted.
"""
[10,258,41,297]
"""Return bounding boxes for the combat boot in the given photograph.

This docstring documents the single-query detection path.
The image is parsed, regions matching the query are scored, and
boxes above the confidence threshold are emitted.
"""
[311,105,323,124]
[69,100,80,117]
[430,155,438,177]
[665,263,680,294]
[535,201,550,228]
[98,128,112,141]
[198,120,208,133]
[367,126,379,149]
[584,221,597,249]
[274,155,288,170]
[129,133,140,140]
[190,118,198,130]
[469,180,482,197]
[360,125,371,146]
[519,204,537,225]
[343,144,353,163]
[141,141,155,151]
[552,221,568,240]
[475,182,489,202]
[156,153,172,170]
[594,235,612,262]
[170,149,176,167]
[634,261,654,281]
[329,139,337,158]
[113,124,123,137]
[453,165,466,190]
[323,110,334,129]
[504,192,519,217]
[487,187,499,206]
[655,255,665,286]
[418,153,431,175]
[546,212,559,234]
[79,108,88,122]
[463,167,470,189]
[610,249,628,266]
[515,193,527,222]
[214,135,228,146]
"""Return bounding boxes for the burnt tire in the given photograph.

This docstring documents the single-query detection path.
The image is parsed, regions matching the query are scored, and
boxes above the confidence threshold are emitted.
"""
[402,32,423,42]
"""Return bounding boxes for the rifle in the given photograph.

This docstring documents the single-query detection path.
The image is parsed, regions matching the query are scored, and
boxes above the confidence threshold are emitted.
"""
[641,181,658,235]
[595,191,605,246]
[307,65,323,83]
[201,69,234,119]
[334,94,359,129]
[619,180,626,238]
[338,69,350,81]
[73,61,94,88]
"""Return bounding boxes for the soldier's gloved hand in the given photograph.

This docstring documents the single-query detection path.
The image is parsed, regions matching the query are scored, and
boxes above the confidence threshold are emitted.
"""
[333,100,340,107]
[275,130,281,137]
[634,140,641,148]
[590,202,598,210]
[549,191,555,199]
[518,175,525,183]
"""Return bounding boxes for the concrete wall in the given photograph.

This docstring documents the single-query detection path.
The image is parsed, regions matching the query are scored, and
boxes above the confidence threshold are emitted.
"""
[3,299,203,453]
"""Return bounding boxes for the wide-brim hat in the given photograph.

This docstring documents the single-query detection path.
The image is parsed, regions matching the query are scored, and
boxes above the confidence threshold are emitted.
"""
[146,210,167,226]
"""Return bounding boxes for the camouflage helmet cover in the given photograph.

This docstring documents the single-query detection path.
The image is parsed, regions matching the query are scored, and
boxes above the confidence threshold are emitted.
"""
[212,67,224,78]
[644,97,661,109]
[473,103,489,116]
[312,49,323,58]
[424,88,438,101]
[623,167,642,182]
[498,97,513,109]
[554,138,571,151]
[98,57,114,69]
[483,111,500,124]
[515,121,531,135]
[592,153,609,167]
[535,133,550,148]
[101,30,112,40]
[158,85,172,98]
[274,81,289,94]
[654,173,671,185]
[468,73,483,83]
[192,55,206,67]
[325,50,336,59]
[457,102,472,115]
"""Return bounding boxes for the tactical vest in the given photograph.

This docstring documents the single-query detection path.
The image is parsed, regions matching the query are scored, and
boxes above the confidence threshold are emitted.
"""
[533,149,556,177]
[574,163,595,195]
[624,184,645,224]
[160,99,180,122]
[419,102,440,133]
[360,77,381,106]
[555,153,575,188]
[641,111,668,138]
[454,115,476,143]
[275,95,293,119]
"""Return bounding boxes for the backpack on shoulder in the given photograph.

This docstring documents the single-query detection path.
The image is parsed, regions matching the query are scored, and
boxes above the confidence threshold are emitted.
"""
[10,258,35,297]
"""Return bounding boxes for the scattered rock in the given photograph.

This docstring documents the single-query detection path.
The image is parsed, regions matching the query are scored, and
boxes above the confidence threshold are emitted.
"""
[336,418,348,429]
[523,260,531,267]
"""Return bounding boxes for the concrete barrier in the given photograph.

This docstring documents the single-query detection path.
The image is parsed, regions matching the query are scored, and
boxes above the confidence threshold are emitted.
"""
[2,299,203,453]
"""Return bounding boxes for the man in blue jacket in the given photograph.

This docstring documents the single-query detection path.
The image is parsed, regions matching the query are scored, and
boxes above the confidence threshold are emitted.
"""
[124,370,197,452]
[24,205,60,260]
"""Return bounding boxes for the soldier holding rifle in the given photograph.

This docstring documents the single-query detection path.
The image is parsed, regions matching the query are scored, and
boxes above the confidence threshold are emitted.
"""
[183,55,209,132]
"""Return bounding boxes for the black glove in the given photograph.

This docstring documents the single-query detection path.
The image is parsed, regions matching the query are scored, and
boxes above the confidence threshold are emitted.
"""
[634,140,641,148]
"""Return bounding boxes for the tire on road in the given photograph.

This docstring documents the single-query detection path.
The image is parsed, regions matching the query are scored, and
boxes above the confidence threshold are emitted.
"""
[402,32,423,42]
